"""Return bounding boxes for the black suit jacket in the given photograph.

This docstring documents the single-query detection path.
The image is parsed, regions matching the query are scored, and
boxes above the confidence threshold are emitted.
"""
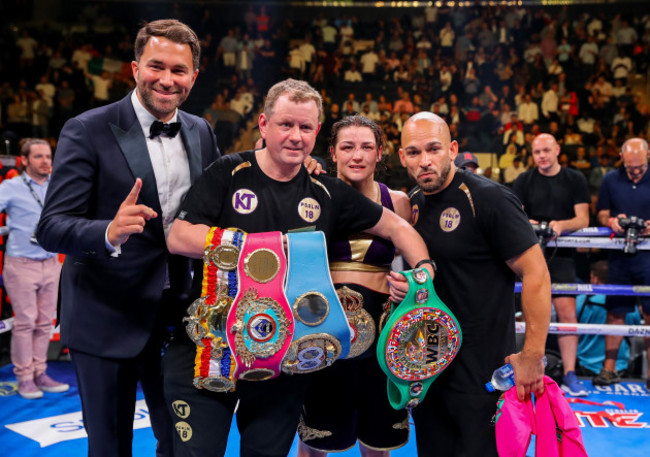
[38,93,220,358]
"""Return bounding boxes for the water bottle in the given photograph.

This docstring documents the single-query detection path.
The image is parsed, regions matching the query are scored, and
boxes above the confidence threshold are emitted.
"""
[485,356,547,392]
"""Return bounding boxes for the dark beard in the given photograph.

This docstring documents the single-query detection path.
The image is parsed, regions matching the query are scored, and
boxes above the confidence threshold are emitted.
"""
[416,160,451,193]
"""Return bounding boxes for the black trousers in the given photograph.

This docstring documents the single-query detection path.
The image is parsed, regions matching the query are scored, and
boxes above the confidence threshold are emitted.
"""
[162,334,312,457]
[412,385,499,457]
[70,336,173,457]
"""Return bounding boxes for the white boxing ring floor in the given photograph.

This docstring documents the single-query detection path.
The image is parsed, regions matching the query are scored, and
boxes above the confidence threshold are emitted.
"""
[0,359,648,457]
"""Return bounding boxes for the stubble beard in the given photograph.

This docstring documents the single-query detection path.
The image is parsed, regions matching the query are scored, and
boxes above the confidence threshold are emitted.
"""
[139,84,186,120]
[416,160,451,194]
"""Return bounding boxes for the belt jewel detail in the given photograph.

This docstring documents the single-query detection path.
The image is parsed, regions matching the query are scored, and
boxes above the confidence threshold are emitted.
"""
[184,297,209,347]
[207,244,240,271]
[244,248,281,283]
[337,286,375,359]
[293,291,330,326]
[232,288,290,362]
[377,267,462,410]
[283,333,343,374]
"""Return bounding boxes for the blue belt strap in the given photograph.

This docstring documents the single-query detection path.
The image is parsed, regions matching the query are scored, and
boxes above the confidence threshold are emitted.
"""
[284,231,352,367]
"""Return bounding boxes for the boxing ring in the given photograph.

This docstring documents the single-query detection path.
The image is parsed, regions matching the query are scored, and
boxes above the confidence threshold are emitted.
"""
[0,229,649,456]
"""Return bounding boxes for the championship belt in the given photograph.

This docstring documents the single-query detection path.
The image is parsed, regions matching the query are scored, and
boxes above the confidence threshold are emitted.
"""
[282,231,350,374]
[337,286,376,359]
[227,231,294,381]
[186,228,244,392]
[376,268,462,410]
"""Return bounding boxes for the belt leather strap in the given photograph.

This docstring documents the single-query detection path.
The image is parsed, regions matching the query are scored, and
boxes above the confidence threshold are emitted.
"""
[376,268,462,410]
[227,231,294,381]
[283,231,350,373]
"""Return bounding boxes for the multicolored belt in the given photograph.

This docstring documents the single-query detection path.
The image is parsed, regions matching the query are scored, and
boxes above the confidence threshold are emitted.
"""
[282,231,350,374]
[376,267,462,410]
[186,227,244,392]
[227,231,294,381]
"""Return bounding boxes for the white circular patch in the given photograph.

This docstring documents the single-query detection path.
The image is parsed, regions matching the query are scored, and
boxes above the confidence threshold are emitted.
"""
[232,189,258,214]
[171,400,190,419]
[298,198,321,223]
[439,207,461,232]
[175,421,193,442]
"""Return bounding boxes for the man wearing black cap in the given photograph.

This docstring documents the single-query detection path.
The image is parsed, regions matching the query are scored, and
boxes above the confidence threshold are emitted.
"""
[454,151,479,173]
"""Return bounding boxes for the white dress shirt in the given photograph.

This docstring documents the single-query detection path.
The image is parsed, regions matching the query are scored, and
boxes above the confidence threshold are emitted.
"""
[131,91,191,238]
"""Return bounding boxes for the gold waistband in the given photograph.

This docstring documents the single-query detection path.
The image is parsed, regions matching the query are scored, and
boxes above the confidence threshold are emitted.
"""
[329,261,391,273]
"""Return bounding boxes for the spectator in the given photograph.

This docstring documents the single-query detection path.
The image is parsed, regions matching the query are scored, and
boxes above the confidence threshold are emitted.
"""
[236,34,255,80]
[576,261,639,376]
[454,151,480,173]
[255,5,270,35]
[84,70,113,107]
[56,79,76,121]
[343,61,363,84]
[503,155,527,186]
[0,138,69,399]
[299,36,316,77]
[502,114,525,148]
[321,22,338,52]
[600,36,619,67]
[594,138,650,390]
[611,51,633,82]
[16,29,38,69]
[463,67,481,102]
[393,91,414,115]
[360,46,379,81]
[588,153,614,194]
[512,133,591,397]
[218,29,238,70]
[34,75,55,110]
[578,35,599,74]
[29,91,50,138]
[518,94,539,128]
[541,82,560,123]
[616,20,638,55]
[439,21,455,57]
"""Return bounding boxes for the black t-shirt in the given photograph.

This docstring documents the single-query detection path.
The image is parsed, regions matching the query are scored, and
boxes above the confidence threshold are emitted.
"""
[179,150,383,235]
[410,169,537,393]
[178,150,384,305]
[511,167,590,223]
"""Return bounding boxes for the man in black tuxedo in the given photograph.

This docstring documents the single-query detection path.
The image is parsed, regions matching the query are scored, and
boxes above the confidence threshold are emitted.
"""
[37,19,220,457]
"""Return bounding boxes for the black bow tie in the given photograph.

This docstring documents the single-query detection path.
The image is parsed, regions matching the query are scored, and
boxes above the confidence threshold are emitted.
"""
[149,120,181,139]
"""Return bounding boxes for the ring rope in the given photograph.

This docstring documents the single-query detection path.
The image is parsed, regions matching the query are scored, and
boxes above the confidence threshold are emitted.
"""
[546,236,650,250]
[514,282,650,296]
[539,227,649,250]
[515,321,650,337]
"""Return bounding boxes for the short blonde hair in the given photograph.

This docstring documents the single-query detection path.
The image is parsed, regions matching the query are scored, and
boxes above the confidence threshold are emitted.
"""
[264,78,322,119]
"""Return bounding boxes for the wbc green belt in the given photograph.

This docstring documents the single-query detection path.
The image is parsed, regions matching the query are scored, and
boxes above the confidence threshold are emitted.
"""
[376,268,462,410]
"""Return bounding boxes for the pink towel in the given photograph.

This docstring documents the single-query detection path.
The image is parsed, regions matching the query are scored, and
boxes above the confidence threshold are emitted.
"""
[495,375,588,457]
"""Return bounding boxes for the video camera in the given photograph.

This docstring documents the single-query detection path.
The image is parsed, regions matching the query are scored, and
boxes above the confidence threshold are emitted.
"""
[533,221,555,248]
[618,216,646,255]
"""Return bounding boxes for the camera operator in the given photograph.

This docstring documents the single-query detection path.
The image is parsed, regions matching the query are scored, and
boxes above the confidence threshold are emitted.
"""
[0,138,68,399]
[513,133,591,396]
[595,138,650,389]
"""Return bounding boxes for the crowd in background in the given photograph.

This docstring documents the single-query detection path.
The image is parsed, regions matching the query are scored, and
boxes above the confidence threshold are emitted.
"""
[1,2,650,199]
